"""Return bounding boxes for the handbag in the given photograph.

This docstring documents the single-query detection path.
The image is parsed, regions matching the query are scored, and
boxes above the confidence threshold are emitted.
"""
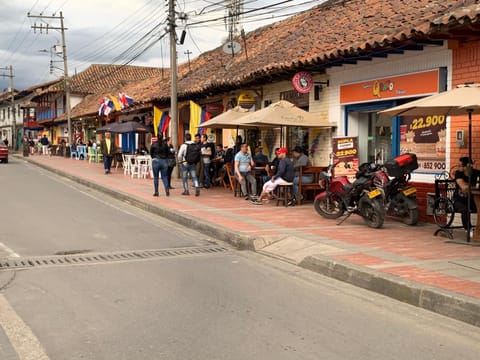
[167,158,176,167]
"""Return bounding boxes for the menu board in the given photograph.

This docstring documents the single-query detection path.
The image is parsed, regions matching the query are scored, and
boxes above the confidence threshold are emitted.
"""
[399,115,446,174]
[332,136,359,180]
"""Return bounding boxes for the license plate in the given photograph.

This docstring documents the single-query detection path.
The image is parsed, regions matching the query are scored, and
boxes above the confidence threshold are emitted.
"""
[403,187,416,196]
[368,188,382,199]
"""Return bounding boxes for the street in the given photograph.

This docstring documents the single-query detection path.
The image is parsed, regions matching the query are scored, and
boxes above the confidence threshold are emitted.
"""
[1,157,480,360]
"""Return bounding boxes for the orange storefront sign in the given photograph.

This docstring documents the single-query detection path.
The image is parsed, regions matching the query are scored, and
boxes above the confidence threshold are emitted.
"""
[340,69,441,104]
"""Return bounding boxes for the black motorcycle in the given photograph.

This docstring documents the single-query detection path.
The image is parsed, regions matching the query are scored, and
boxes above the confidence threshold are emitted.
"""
[317,162,385,229]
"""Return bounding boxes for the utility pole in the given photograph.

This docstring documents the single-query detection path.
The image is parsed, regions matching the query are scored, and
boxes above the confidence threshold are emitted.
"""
[0,66,16,150]
[184,50,192,71]
[168,0,179,161]
[28,11,72,145]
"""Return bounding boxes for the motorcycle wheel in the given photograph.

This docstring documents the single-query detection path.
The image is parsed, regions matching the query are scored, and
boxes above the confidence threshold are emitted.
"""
[314,192,344,219]
[358,196,385,228]
[402,197,419,225]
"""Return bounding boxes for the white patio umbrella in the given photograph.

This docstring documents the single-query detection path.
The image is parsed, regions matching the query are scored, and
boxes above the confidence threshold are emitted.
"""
[380,83,480,243]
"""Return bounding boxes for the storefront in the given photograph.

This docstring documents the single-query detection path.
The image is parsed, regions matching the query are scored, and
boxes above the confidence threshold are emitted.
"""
[340,68,447,173]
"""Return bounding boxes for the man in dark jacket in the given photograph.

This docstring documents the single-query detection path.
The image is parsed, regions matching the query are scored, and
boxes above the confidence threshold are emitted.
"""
[150,135,170,197]
[100,132,117,174]
[252,147,294,205]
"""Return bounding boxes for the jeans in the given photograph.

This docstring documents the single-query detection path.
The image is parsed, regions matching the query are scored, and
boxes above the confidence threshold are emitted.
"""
[293,174,314,199]
[235,171,257,196]
[181,163,199,192]
[152,158,169,194]
[203,161,211,187]
[104,155,113,172]
[454,196,477,230]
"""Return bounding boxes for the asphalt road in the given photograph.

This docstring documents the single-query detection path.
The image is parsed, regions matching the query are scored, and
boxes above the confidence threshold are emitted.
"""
[1,157,480,360]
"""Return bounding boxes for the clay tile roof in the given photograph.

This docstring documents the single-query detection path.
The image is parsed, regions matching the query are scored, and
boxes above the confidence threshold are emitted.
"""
[38,64,167,97]
[171,0,476,97]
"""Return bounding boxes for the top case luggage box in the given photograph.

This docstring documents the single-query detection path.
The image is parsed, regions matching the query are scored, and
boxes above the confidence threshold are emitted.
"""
[384,153,418,178]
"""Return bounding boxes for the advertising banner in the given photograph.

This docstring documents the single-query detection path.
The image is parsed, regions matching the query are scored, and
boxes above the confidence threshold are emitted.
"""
[332,136,359,180]
[399,115,446,174]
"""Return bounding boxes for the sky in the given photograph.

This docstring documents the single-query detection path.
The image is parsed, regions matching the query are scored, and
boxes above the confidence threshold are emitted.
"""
[0,0,320,91]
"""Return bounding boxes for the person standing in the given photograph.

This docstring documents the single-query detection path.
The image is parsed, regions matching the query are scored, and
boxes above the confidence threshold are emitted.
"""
[150,135,170,197]
[200,134,214,188]
[100,132,117,174]
[22,135,29,157]
[166,137,176,190]
[234,142,257,199]
[177,133,200,196]
[40,134,49,155]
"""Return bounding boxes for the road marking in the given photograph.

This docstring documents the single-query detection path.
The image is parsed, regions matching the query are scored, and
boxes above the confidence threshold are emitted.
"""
[0,242,20,258]
[0,294,50,360]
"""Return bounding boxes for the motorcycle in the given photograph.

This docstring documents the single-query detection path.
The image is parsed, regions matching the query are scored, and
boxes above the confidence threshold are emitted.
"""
[314,160,385,229]
[377,153,419,225]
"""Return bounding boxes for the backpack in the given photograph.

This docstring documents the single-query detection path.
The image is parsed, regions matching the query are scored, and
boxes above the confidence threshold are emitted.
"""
[185,142,201,164]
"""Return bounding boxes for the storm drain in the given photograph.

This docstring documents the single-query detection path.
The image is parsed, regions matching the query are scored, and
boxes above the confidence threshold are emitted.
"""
[0,245,229,271]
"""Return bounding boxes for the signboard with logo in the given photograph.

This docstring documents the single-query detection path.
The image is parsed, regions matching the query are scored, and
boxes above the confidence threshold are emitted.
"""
[399,115,446,174]
[292,71,313,94]
[339,69,442,104]
[332,136,359,180]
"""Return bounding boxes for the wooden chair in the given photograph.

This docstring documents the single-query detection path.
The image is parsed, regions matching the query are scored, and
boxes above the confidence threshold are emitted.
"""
[224,162,240,196]
[276,182,294,207]
[298,166,328,204]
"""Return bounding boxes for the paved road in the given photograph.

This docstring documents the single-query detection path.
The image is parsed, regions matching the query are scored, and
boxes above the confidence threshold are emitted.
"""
[1,157,480,359]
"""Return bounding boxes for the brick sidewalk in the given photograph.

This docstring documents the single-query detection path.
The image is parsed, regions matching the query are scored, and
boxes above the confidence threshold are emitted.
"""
[15,153,480,326]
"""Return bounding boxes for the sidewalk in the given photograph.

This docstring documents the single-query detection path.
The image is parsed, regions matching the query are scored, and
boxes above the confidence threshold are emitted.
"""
[14,153,480,327]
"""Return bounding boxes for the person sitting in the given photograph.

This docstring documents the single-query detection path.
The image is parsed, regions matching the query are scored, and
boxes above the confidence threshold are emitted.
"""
[252,147,294,205]
[289,145,312,206]
[453,156,480,236]
[253,146,268,163]
[234,142,257,200]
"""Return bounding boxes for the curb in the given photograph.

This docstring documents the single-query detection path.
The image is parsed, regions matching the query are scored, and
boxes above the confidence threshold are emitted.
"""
[21,156,257,251]
[299,255,480,328]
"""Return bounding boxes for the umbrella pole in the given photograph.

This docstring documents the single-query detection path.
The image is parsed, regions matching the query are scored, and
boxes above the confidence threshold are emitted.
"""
[467,110,473,242]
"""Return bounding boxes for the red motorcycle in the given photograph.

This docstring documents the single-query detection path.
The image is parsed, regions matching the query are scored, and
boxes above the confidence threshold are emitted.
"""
[314,159,385,228]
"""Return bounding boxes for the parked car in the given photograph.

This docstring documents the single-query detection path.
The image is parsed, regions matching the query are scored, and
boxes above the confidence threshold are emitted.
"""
[0,141,8,163]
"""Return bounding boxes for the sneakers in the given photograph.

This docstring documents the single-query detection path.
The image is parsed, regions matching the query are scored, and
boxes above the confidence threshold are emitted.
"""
[153,192,159,197]
[181,191,190,196]
[195,187,200,196]
[251,199,263,205]
[287,198,296,207]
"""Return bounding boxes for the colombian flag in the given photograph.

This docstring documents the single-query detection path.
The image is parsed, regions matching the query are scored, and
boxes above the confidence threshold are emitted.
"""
[153,106,171,136]
[198,109,211,135]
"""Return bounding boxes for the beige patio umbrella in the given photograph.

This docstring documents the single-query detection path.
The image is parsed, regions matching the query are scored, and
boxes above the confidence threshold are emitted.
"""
[237,100,333,128]
[198,106,250,129]
[380,83,480,243]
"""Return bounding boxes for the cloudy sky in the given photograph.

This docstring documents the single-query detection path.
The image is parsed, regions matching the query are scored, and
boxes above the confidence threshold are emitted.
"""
[0,0,320,91]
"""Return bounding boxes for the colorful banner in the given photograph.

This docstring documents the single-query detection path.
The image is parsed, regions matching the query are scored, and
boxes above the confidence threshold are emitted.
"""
[189,101,202,136]
[399,115,446,174]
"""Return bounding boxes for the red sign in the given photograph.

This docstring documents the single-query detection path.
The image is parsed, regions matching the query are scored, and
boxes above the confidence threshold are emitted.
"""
[292,71,313,94]
[340,69,441,104]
